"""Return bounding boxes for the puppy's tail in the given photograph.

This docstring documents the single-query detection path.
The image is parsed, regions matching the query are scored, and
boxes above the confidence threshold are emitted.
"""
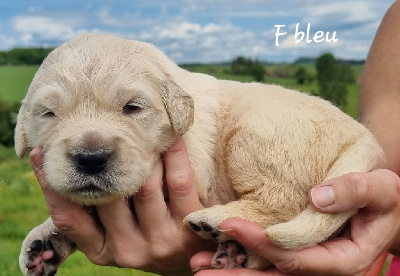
[265,206,355,249]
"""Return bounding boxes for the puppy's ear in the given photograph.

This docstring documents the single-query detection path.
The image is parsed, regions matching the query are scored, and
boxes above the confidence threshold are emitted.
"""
[14,101,29,158]
[161,77,194,135]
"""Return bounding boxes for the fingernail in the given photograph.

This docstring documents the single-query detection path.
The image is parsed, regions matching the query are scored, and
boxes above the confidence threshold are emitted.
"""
[30,147,44,169]
[30,146,43,157]
[219,228,234,233]
[192,266,209,273]
[311,185,335,208]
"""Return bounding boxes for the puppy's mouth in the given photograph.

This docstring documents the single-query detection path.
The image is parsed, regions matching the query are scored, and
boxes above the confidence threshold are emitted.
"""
[75,184,104,194]
[63,181,118,205]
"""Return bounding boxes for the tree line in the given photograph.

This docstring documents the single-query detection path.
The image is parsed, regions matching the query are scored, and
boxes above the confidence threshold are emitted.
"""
[0,47,54,65]
[228,53,355,109]
[315,53,355,109]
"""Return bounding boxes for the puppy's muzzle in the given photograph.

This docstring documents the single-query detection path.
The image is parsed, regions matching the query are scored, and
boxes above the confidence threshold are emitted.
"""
[74,151,109,175]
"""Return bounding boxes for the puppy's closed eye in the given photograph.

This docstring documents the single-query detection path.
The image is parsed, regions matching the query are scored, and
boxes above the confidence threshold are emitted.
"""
[122,99,147,115]
[35,106,57,118]
[41,110,56,118]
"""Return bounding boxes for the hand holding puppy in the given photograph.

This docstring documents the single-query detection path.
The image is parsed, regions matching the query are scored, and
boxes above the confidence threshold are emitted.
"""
[30,137,215,276]
[190,169,400,276]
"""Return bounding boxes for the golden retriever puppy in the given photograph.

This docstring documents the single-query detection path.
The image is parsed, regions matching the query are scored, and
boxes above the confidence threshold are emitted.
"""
[16,33,382,275]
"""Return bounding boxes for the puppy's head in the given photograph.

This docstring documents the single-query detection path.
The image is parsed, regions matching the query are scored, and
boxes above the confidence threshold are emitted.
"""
[15,33,194,204]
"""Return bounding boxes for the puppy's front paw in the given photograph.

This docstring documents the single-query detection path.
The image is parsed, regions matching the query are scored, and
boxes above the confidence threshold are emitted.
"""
[22,238,60,276]
[20,218,76,276]
[184,206,230,241]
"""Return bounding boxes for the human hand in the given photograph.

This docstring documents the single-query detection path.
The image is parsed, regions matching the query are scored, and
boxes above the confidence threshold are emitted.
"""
[30,137,215,276]
[190,169,400,276]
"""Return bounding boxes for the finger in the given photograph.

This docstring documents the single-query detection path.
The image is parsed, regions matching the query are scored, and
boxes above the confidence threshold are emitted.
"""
[190,251,214,271]
[96,197,139,239]
[132,158,169,228]
[30,147,108,262]
[163,137,203,218]
[309,169,400,213]
[219,218,272,257]
[195,269,287,276]
[30,146,48,188]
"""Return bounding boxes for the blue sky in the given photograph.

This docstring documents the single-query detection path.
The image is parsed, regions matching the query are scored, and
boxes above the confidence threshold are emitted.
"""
[0,0,394,63]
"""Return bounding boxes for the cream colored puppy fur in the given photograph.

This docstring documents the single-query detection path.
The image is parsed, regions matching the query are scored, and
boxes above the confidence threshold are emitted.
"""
[16,33,382,274]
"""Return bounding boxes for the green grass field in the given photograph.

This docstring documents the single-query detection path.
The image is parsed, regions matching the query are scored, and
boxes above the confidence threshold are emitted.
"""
[1,64,385,275]
[0,66,38,104]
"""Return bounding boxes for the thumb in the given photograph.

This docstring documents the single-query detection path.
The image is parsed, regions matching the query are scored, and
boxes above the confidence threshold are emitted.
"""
[309,169,400,213]
[29,146,49,188]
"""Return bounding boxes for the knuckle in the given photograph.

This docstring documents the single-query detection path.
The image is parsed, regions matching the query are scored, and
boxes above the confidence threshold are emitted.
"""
[147,233,183,262]
[50,214,79,233]
[149,244,185,270]
[113,253,134,268]
[88,254,112,266]
[112,247,146,269]
[338,254,371,275]
[138,183,158,198]
[380,169,400,208]
[393,178,400,204]
[275,258,304,274]
[347,172,373,207]
[152,246,174,261]
[384,169,400,190]
[168,172,194,196]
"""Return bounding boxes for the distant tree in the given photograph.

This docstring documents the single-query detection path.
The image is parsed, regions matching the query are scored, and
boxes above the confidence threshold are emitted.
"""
[0,98,20,147]
[295,66,314,85]
[230,56,266,82]
[0,51,7,65]
[316,53,348,109]
[316,53,337,84]
[250,62,266,82]
[6,47,53,65]
[337,62,355,83]
[295,66,307,84]
[231,56,252,74]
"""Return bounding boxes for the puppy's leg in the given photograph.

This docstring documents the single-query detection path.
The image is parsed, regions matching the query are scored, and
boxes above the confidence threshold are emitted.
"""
[185,200,278,270]
[20,217,76,276]
[265,136,383,249]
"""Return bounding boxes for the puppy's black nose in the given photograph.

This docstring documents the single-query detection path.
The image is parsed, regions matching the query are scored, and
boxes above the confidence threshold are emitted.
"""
[74,152,109,175]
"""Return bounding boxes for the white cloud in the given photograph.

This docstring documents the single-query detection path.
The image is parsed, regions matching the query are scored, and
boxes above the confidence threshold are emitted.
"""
[97,7,121,27]
[13,16,74,39]
[0,0,393,63]
[304,1,379,24]
[11,15,89,47]
[133,21,263,63]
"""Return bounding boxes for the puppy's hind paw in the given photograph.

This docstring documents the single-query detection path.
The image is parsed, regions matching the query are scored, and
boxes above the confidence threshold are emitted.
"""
[211,241,271,270]
[211,241,247,269]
